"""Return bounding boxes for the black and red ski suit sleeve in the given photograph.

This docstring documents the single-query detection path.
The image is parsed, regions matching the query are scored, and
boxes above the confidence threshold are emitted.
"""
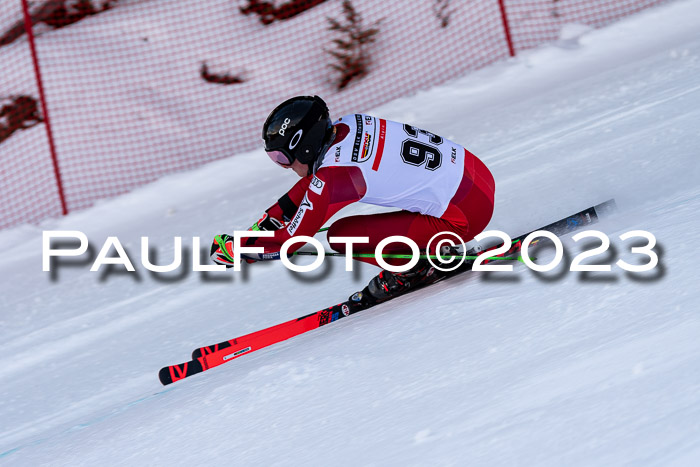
[247,166,366,259]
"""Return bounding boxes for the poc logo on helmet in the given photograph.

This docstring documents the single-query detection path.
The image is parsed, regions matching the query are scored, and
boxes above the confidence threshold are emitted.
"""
[278,118,291,136]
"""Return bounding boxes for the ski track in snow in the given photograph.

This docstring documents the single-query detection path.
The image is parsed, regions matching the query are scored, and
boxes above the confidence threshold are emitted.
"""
[1,0,700,464]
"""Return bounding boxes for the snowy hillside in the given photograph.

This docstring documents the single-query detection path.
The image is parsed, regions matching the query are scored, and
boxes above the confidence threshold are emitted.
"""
[1,0,700,464]
[1,0,512,226]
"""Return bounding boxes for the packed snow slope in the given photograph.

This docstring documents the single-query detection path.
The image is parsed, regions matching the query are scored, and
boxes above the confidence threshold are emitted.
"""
[1,0,700,464]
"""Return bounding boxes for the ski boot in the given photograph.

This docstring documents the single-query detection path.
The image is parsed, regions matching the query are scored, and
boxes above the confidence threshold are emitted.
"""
[350,259,443,306]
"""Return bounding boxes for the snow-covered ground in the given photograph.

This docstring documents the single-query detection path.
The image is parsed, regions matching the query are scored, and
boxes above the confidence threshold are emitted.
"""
[1,0,700,464]
[1,0,668,227]
[0,0,511,225]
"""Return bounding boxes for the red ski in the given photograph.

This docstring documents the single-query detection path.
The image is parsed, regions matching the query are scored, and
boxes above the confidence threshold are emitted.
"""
[158,199,616,386]
[159,304,353,385]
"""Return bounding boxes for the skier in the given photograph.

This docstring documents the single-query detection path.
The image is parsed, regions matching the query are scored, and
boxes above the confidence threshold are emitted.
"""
[211,95,495,304]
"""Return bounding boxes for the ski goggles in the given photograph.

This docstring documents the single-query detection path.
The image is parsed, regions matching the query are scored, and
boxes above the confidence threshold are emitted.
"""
[266,150,294,167]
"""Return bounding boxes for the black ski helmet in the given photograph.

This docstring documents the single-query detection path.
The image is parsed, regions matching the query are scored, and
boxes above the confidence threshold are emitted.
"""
[262,95,333,166]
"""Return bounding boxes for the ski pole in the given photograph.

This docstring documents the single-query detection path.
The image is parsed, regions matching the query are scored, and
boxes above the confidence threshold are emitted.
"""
[312,227,527,261]
[293,251,524,261]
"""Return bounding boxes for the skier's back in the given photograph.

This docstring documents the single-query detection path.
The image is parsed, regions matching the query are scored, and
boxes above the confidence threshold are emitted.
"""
[211,96,495,303]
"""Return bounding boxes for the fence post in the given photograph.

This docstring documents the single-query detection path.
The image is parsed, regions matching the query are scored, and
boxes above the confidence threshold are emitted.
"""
[21,0,68,216]
[498,0,516,57]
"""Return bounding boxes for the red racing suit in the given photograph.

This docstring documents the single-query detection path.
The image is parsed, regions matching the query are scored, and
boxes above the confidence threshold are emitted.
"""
[247,114,495,267]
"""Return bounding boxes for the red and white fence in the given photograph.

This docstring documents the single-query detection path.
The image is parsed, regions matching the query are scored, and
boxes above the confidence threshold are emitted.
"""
[0,0,670,229]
